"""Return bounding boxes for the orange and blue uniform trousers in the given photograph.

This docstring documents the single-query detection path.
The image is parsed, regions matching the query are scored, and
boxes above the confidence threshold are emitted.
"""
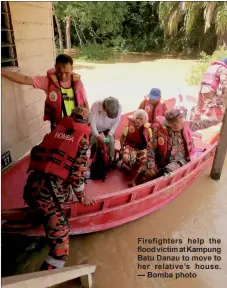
[23,135,89,270]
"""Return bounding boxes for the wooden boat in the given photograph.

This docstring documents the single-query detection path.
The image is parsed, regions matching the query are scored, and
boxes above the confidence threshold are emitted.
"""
[1,96,221,236]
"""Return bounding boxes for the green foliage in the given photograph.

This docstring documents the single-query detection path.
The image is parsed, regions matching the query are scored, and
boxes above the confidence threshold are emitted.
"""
[77,44,114,61]
[53,1,226,57]
[159,1,227,51]
[120,1,164,52]
[186,45,227,86]
[56,48,64,55]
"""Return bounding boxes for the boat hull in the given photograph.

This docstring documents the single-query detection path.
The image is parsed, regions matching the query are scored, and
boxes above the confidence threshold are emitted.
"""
[1,143,216,236]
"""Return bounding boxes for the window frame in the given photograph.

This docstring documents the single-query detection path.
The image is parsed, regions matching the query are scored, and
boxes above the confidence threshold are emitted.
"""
[1,1,18,67]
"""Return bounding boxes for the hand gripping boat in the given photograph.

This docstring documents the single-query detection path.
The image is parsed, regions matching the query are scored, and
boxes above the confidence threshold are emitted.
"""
[1,96,221,236]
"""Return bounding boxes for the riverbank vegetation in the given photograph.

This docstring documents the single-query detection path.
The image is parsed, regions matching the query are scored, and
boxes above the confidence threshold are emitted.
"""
[53,2,227,84]
[186,45,227,86]
[53,1,227,58]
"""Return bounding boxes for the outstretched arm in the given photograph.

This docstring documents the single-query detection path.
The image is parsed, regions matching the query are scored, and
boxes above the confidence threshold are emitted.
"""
[1,70,33,85]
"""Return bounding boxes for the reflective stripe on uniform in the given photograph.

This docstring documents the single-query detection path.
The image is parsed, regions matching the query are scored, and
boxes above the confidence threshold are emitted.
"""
[61,87,76,116]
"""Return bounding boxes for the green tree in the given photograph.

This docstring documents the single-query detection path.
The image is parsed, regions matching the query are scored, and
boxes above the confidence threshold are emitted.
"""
[53,1,128,50]
[120,1,164,52]
[159,1,227,49]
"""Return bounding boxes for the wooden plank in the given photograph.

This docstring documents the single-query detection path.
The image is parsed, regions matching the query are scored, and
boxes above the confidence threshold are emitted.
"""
[2,264,96,288]
[210,94,227,180]
[9,2,51,24]
[13,23,53,40]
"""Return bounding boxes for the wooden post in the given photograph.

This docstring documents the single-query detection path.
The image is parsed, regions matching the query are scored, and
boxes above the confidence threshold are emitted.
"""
[210,105,227,180]
[80,273,93,288]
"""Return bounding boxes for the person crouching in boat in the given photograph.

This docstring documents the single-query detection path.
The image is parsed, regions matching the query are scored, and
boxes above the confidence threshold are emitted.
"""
[139,88,167,125]
[23,107,95,271]
[89,96,122,168]
[120,109,152,187]
[132,108,221,185]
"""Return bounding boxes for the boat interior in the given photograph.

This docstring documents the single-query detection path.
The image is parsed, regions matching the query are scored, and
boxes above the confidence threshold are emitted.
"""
[1,97,221,213]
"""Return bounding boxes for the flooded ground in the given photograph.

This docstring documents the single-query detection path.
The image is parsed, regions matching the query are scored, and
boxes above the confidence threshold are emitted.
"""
[2,55,227,287]
[74,53,199,113]
[65,160,227,288]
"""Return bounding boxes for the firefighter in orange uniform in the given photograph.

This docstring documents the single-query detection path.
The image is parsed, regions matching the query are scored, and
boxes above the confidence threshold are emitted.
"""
[134,108,221,186]
[194,57,227,120]
[23,107,95,271]
[1,54,89,131]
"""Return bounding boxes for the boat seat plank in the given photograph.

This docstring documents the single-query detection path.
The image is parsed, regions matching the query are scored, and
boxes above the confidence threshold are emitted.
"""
[2,264,96,288]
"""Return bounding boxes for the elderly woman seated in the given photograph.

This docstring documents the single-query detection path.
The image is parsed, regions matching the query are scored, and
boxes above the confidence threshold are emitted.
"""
[131,108,221,186]
[119,109,152,187]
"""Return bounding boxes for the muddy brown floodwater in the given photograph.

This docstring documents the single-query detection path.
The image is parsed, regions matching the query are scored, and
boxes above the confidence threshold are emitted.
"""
[65,161,227,288]
[3,55,227,287]
[74,54,199,113]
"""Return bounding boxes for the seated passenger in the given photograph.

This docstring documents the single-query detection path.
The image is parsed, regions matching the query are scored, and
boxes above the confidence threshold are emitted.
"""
[120,109,152,187]
[132,108,221,186]
[139,88,167,125]
[89,96,122,168]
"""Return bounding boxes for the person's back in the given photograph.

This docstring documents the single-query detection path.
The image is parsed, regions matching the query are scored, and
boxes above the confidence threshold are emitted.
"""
[28,115,89,181]
[23,107,95,271]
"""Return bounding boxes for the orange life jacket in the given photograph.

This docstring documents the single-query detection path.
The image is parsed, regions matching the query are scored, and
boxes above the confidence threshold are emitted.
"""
[153,122,195,167]
[126,118,150,150]
[142,97,166,123]
[201,61,227,91]
[44,68,86,125]
[28,116,90,180]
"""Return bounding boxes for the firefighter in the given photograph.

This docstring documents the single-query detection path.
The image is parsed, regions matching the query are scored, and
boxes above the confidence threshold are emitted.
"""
[23,107,95,271]
[1,54,89,130]
[134,108,221,186]
[194,57,227,120]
